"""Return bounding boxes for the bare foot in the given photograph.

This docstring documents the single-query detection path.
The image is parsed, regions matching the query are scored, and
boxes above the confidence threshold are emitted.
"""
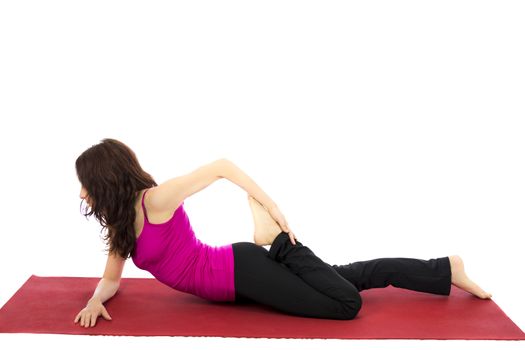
[449,255,492,299]
[248,195,282,246]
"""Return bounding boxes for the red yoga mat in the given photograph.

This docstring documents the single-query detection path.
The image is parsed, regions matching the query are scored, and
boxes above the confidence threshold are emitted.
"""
[0,275,524,340]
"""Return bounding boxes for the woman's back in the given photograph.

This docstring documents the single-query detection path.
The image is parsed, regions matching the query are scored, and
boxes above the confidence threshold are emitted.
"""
[131,188,236,302]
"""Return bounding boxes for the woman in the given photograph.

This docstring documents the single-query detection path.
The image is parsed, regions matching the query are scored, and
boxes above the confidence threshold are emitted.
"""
[73,138,492,328]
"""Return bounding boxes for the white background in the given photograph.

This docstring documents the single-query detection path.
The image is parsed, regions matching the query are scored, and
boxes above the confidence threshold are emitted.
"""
[0,1,523,349]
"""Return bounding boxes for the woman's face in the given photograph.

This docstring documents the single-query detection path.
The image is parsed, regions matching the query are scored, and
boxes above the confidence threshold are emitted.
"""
[79,186,92,207]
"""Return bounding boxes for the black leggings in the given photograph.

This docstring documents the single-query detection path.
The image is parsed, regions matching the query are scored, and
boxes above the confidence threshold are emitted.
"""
[232,232,452,320]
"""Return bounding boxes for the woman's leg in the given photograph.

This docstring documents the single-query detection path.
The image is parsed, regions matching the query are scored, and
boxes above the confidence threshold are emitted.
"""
[266,228,452,296]
[330,256,452,295]
[232,233,362,320]
[330,254,491,299]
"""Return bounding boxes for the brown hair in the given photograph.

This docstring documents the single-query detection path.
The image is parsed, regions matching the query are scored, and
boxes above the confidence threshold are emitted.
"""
[75,138,157,259]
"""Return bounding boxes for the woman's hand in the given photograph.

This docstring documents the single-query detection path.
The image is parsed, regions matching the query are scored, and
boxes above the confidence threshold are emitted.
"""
[74,299,112,328]
[268,205,298,245]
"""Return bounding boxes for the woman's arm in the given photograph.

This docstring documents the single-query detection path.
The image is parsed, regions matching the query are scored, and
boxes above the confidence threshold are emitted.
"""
[88,278,120,304]
[89,251,125,304]
[219,159,277,210]
[150,158,277,214]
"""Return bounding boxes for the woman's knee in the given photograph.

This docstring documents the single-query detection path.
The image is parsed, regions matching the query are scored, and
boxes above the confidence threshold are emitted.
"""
[342,291,362,320]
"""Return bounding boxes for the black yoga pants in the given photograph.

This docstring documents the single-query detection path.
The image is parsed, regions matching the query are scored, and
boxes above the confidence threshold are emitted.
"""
[232,232,452,320]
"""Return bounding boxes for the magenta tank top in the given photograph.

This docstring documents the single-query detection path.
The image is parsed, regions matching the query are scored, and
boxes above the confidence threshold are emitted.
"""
[131,189,236,302]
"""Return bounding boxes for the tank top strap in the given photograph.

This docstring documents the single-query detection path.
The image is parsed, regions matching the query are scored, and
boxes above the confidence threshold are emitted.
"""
[141,189,150,223]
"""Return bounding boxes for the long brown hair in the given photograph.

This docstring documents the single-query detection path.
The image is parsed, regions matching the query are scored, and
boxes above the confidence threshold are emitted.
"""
[75,138,157,259]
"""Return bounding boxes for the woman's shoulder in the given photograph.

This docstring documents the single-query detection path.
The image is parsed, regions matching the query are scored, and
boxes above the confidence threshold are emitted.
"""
[143,186,184,221]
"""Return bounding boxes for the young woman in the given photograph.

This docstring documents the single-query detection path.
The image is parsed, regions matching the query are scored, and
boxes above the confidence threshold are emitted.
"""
[73,138,492,328]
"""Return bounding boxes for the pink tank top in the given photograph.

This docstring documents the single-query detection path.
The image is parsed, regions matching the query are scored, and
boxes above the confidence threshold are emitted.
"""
[131,189,236,302]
